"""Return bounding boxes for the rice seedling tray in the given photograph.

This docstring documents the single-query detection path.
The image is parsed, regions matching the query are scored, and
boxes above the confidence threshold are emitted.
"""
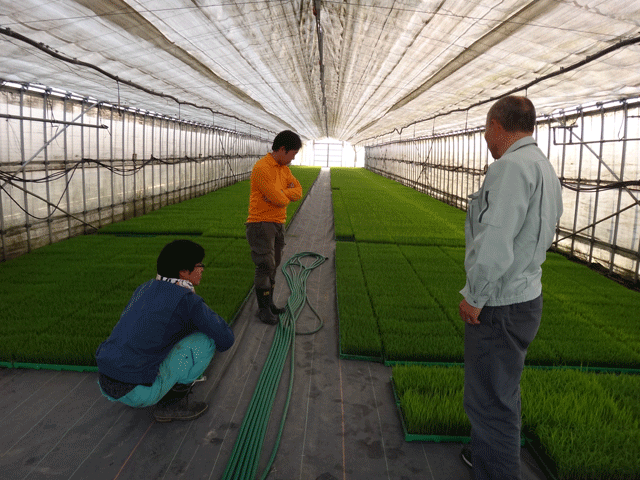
[391,376,470,443]
[392,365,640,479]
[338,352,384,362]
[9,362,98,372]
[390,373,524,444]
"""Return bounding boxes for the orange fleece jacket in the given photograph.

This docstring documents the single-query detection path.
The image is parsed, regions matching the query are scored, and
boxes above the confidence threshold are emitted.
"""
[247,153,302,224]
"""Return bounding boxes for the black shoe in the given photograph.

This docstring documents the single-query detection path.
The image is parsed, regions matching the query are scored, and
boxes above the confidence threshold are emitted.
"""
[154,398,208,422]
[461,445,473,468]
[256,288,279,325]
[153,385,208,422]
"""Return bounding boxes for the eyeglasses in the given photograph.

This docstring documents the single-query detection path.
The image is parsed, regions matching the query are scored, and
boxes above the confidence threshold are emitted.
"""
[195,263,205,269]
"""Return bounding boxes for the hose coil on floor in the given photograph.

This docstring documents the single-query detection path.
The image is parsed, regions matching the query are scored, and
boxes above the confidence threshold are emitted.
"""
[222,252,327,480]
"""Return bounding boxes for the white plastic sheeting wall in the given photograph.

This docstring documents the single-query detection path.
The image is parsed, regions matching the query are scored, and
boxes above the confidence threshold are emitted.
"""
[0,83,270,260]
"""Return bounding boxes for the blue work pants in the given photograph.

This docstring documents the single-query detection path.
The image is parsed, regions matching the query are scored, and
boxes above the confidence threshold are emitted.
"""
[463,295,542,480]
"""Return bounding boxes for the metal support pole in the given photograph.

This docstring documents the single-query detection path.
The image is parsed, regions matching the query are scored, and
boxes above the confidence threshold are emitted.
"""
[589,104,606,263]
[96,102,102,227]
[43,88,53,243]
[132,109,137,217]
[19,86,32,252]
[570,108,585,256]
[121,107,126,218]
[150,113,155,211]
[110,106,115,224]
[64,94,72,236]
[81,98,88,232]
[610,101,629,274]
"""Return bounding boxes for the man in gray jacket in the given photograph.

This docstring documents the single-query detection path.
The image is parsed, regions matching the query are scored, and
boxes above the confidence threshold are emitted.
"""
[459,96,563,479]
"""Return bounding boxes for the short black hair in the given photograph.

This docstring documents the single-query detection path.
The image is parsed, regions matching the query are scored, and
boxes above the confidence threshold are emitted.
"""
[272,130,302,152]
[488,96,536,133]
[156,239,205,278]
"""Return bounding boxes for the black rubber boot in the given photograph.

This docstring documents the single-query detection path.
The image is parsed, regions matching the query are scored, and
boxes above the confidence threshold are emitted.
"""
[269,287,286,315]
[256,288,278,325]
[153,383,208,422]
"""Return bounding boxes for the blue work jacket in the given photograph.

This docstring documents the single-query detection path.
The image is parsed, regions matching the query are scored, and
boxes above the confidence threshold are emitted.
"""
[96,279,234,385]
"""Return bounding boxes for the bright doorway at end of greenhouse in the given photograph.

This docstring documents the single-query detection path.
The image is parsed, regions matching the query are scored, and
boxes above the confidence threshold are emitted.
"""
[296,138,365,168]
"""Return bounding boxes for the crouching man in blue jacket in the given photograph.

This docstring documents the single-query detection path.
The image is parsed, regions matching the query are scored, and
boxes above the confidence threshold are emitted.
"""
[96,239,235,422]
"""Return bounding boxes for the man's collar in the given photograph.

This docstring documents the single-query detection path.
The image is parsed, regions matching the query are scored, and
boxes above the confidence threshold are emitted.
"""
[265,152,279,165]
[503,135,536,156]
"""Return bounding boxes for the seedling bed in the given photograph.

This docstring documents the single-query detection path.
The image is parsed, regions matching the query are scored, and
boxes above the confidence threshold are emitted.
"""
[0,168,320,368]
[392,365,640,480]
[332,170,640,369]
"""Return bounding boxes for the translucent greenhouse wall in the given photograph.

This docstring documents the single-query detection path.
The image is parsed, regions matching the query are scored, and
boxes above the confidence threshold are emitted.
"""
[0,83,271,261]
[364,98,640,283]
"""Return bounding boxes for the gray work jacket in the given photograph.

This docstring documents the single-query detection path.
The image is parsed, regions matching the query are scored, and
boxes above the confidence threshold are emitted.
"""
[460,136,563,308]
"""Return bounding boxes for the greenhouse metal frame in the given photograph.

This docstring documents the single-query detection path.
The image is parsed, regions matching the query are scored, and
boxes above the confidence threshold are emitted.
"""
[0,81,271,260]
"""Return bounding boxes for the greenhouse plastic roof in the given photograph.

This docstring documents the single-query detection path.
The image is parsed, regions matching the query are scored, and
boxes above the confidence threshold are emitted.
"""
[1,0,640,143]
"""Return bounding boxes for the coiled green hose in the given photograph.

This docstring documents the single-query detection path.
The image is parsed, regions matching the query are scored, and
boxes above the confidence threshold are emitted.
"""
[222,252,327,480]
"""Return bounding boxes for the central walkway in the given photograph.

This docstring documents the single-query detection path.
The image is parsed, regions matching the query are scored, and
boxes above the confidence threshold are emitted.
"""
[0,168,548,480]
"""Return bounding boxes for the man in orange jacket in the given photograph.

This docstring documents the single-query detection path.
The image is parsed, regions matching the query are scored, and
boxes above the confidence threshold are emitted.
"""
[246,130,303,324]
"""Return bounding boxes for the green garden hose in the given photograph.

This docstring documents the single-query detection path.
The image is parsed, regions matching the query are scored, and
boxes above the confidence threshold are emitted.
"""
[222,252,327,480]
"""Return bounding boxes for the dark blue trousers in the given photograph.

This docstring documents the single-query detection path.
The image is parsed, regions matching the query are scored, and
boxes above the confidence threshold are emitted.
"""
[463,295,542,480]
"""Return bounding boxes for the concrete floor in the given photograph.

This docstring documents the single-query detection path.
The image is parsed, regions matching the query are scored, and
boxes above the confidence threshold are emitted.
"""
[0,168,549,480]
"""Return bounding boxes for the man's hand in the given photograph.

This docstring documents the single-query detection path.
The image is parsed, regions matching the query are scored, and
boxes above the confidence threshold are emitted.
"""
[459,299,482,325]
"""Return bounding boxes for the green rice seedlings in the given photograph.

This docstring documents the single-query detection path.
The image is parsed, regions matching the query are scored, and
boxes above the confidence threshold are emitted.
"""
[522,369,640,479]
[385,333,463,362]
[11,333,101,366]
[98,167,318,237]
[0,334,28,362]
[339,317,383,358]
[439,246,466,266]
[337,288,381,358]
[331,189,355,241]
[399,388,470,436]
[335,242,382,357]
[394,366,640,478]
[199,281,254,321]
[374,305,449,324]
[393,365,469,435]
[0,234,259,365]
[331,168,466,247]
[597,372,640,419]
[523,341,562,366]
